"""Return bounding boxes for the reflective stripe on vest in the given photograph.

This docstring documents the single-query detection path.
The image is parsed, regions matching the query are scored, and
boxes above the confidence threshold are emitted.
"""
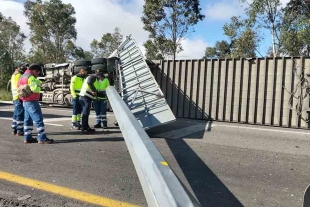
[79,77,99,99]
[11,73,22,101]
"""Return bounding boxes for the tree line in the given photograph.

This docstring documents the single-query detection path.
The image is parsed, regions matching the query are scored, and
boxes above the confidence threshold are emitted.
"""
[1,0,309,87]
[204,0,310,59]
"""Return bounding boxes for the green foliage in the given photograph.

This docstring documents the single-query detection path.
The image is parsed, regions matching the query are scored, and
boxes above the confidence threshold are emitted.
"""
[141,0,205,60]
[65,40,93,60]
[24,0,77,63]
[204,16,259,59]
[0,89,11,101]
[279,0,310,56]
[240,0,283,56]
[0,12,26,85]
[90,27,123,58]
[223,16,259,58]
[143,36,176,60]
[203,41,231,59]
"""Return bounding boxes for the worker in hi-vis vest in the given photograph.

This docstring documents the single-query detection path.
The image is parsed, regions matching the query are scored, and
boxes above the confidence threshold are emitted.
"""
[70,68,87,129]
[18,64,54,144]
[11,63,28,136]
[79,72,103,134]
[93,72,110,129]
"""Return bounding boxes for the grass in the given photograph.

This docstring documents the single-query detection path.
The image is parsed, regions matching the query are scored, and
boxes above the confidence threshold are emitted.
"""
[0,89,12,101]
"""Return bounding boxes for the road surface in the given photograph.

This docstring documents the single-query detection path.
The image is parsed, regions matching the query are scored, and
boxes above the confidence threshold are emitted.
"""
[0,102,310,207]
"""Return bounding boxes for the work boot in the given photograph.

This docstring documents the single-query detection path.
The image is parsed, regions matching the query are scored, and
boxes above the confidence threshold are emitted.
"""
[24,137,38,144]
[114,121,118,126]
[38,138,54,144]
[82,128,96,134]
[16,131,24,136]
[88,128,96,132]
[94,124,101,128]
[12,129,17,135]
[71,125,79,130]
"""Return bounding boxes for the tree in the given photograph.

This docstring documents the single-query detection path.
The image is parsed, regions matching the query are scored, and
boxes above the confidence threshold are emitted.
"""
[141,0,205,60]
[223,16,259,58]
[203,41,231,59]
[0,13,26,88]
[65,40,93,61]
[143,36,175,60]
[24,0,77,63]
[240,0,283,57]
[279,0,310,56]
[90,27,123,58]
[204,16,259,59]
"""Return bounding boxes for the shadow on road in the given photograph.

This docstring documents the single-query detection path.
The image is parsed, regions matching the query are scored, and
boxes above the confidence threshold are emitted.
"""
[166,138,243,207]
[147,119,213,140]
[55,137,124,143]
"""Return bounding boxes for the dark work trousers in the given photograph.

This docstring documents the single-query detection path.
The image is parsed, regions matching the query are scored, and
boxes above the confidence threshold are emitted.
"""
[79,96,92,130]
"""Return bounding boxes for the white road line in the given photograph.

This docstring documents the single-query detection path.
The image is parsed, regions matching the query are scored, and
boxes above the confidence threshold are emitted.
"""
[215,124,310,135]
[42,108,114,116]
[0,117,64,127]
[43,123,64,127]
[43,117,72,122]
[155,123,310,139]
[154,122,214,139]
[0,101,13,104]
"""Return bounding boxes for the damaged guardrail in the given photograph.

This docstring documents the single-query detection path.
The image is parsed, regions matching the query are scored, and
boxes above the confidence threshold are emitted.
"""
[106,86,201,207]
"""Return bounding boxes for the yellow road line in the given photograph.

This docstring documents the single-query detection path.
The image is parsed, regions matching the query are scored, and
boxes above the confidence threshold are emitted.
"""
[0,171,139,207]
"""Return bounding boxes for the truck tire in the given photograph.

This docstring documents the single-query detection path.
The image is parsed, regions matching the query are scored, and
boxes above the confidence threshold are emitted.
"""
[73,65,91,75]
[74,60,91,66]
[91,58,107,65]
[107,57,119,73]
[91,64,107,73]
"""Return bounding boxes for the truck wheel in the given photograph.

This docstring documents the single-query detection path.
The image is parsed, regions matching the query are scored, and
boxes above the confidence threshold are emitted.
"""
[73,65,91,74]
[91,58,107,65]
[91,64,107,73]
[74,60,91,66]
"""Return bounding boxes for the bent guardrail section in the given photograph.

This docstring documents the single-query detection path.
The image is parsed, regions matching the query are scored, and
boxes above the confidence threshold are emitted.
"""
[106,86,201,207]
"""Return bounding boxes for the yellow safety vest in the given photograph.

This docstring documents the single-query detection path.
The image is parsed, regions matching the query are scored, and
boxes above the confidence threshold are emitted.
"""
[70,75,84,98]
[11,72,22,101]
[97,78,110,100]
[80,76,99,99]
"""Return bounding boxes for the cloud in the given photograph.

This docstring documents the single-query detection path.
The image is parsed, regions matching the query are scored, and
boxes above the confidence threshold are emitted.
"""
[205,0,244,21]
[0,0,31,49]
[177,38,208,59]
[61,0,150,51]
[0,0,208,60]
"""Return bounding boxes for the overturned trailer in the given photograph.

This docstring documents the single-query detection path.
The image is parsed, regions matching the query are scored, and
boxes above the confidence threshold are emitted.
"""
[6,36,172,128]
[24,57,120,107]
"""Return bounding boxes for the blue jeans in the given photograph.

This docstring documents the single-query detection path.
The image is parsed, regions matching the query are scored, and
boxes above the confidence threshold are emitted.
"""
[23,101,47,141]
[93,99,107,126]
[12,99,24,133]
[79,96,91,130]
[72,97,82,126]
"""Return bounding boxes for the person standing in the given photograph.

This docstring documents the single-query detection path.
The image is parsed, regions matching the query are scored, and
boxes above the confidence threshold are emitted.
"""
[70,68,87,129]
[79,72,101,134]
[18,64,54,144]
[93,72,110,129]
[11,63,28,136]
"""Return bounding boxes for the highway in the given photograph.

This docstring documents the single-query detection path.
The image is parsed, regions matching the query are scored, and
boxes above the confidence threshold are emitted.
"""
[0,102,310,207]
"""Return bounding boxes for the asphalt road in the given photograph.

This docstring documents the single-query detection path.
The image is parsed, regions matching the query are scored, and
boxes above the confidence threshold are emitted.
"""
[0,102,310,207]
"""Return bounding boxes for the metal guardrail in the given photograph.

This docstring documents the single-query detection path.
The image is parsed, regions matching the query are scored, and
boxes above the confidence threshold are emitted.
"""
[106,86,201,207]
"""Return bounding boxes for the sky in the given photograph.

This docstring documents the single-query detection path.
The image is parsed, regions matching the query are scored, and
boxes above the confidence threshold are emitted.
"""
[0,0,291,59]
